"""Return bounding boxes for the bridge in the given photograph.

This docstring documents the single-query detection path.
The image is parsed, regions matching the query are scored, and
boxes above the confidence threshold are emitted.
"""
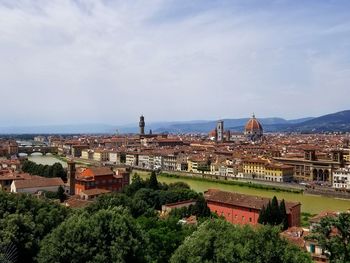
[18,145,58,156]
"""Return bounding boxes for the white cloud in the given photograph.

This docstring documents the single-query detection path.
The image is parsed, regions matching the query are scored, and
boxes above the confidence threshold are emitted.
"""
[0,0,349,126]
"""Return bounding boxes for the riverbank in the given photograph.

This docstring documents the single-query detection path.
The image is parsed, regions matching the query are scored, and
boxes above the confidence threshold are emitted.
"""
[51,155,94,166]
[158,172,303,194]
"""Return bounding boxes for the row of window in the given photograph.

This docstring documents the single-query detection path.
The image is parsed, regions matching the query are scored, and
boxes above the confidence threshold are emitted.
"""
[82,179,121,186]
[216,210,253,222]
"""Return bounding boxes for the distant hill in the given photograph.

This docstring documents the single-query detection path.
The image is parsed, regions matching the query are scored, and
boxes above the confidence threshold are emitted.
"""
[0,110,349,134]
[153,117,313,133]
[288,110,350,132]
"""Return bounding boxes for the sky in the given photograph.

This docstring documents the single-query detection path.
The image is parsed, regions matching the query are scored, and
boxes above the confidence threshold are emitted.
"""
[0,0,350,126]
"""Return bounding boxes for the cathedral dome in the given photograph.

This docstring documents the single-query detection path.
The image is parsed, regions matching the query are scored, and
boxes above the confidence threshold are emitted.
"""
[244,114,263,135]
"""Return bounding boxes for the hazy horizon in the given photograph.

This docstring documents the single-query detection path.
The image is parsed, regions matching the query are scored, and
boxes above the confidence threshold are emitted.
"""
[1,0,350,126]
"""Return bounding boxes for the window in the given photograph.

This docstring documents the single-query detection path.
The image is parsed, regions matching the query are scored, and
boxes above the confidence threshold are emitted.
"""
[249,217,252,222]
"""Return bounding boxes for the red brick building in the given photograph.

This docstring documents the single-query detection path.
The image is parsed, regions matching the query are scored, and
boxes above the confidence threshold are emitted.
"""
[75,167,129,195]
[204,189,301,227]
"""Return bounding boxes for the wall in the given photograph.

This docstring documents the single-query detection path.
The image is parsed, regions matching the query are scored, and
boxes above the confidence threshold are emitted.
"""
[207,201,260,225]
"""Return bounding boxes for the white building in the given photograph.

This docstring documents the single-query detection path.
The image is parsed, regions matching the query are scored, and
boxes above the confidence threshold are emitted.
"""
[125,153,138,166]
[109,152,120,164]
[333,167,350,189]
[11,177,64,194]
[138,154,151,169]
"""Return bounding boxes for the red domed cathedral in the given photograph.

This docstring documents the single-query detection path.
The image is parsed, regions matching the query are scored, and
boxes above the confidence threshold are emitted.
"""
[244,114,263,141]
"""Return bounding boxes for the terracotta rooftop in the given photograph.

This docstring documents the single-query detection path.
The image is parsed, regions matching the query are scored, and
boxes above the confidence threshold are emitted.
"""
[204,189,300,212]
[80,188,111,196]
[79,167,114,177]
[14,177,64,189]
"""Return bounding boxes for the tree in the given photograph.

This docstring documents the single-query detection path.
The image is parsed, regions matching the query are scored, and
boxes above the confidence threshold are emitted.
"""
[271,196,282,225]
[279,200,289,230]
[0,191,70,263]
[170,219,312,263]
[21,161,66,180]
[137,215,195,263]
[123,174,146,195]
[258,197,288,229]
[57,186,66,202]
[310,212,350,263]
[193,195,211,218]
[37,208,149,263]
[149,171,159,190]
[258,205,266,224]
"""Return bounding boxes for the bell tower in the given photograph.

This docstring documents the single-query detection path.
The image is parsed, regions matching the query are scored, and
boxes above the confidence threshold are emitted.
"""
[67,160,76,195]
[139,115,145,135]
[216,120,224,142]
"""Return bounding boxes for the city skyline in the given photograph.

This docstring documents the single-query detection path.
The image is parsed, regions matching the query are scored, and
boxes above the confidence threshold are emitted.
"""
[1,0,350,126]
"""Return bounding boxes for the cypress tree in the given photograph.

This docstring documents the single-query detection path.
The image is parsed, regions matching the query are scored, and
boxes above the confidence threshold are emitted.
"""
[279,199,289,230]
[265,201,272,225]
[258,205,266,224]
[149,171,159,190]
[271,196,281,225]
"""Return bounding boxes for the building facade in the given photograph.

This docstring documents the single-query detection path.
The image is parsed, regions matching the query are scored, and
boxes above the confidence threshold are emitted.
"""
[333,167,350,189]
[205,189,301,227]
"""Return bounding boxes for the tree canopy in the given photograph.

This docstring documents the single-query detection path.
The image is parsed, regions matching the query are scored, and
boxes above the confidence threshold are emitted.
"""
[37,208,149,263]
[22,160,67,180]
[0,174,312,263]
[0,191,70,263]
[170,219,312,263]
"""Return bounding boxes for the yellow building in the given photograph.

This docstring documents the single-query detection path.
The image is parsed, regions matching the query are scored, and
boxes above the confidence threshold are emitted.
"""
[344,150,350,162]
[243,159,266,179]
[265,163,294,182]
[81,149,93,160]
[93,150,109,162]
[243,158,294,182]
[187,159,199,173]
[187,157,209,174]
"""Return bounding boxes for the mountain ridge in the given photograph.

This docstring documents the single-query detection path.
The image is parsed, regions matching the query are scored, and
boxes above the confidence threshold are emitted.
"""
[0,110,349,134]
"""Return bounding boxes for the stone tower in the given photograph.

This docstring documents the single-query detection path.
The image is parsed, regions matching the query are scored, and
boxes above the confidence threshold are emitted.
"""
[139,115,145,135]
[216,120,224,142]
[67,160,76,195]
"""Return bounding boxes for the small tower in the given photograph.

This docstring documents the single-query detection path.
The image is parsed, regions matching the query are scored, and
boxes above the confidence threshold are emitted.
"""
[216,120,224,142]
[67,160,76,195]
[139,115,145,135]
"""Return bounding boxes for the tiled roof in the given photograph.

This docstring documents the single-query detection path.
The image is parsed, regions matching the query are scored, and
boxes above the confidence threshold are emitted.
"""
[80,167,114,177]
[205,189,300,212]
[14,177,64,189]
[80,188,111,196]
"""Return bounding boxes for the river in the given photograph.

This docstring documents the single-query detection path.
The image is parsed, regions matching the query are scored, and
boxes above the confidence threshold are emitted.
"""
[27,154,67,168]
[26,155,350,214]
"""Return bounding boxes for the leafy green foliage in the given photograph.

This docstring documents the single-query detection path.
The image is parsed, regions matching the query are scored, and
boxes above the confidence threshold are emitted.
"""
[22,160,67,180]
[0,191,70,263]
[137,215,195,263]
[170,194,211,219]
[38,208,149,263]
[301,212,316,227]
[310,212,350,263]
[149,171,159,190]
[0,174,310,263]
[42,186,66,202]
[170,219,312,263]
